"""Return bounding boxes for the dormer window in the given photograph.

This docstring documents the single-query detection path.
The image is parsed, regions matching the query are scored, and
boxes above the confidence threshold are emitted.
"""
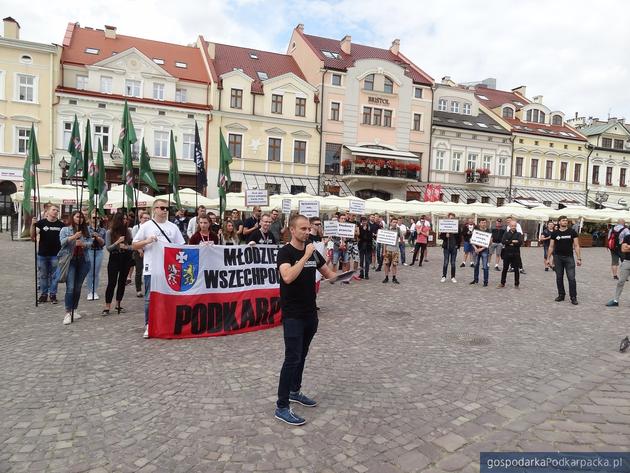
[463,103,471,115]
[321,50,341,59]
[451,101,460,113]
[526,109,545,124]
[364,74,374,91]
[257,71,269,80]
[175,62,187,69]
[438,99,447,111]
[85,48,99,55]
[552,114,562,126]
[249,52,259,59]
[153,58,165,65]
[383,76,393,94]
[502,107,514,119]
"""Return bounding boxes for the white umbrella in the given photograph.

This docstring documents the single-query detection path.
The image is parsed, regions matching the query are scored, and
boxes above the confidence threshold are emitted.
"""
[11,183,79,206]
[105,185,155,210]
[155,188,216,208]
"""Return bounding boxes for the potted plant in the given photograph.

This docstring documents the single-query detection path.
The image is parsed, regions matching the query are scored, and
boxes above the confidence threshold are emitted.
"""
[477,168,491,182]
[465,167,474,182]
[341,159,352,174]
[406,162,421,178]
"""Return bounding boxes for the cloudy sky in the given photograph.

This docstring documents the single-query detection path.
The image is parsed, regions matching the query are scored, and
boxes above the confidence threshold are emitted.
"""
[5,0,629,121]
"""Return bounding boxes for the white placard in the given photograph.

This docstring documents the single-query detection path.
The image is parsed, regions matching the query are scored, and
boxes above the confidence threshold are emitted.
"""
[438,219,459,233]
[376,229,398,246]
[348,200,365,215]
[299,200,320,218]
[245,189,269,207]
[337,222,356,238]
[323,220,338,236]
[470,230,492,248]
[281,198,291,215]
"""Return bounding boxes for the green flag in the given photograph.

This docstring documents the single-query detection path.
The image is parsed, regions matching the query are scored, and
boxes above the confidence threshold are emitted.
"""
[168,131,181,209]
[118,100,137,209]
[218,129,233,219]
[84,120,97,213]
[139,138,159,192]
[22,124,40,214]
[96,139,108,215]
[67,115,82,177]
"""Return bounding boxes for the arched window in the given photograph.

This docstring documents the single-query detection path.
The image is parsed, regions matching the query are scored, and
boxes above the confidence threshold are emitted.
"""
[539,111,546,124]
[502,107,514,119]
[364,74,374,91]
[552,115,562,126]
[438,99,447,111]
[383,76,393,94]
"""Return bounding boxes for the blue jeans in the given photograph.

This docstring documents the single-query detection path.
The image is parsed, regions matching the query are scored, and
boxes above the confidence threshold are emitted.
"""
[473,250,489,284]
[86,249,104,296]
[398,242,406,264]
[359,247,371,278]
[64,256,90,311]
[37,255,59,296]
[442,247,458,278]
[554,255,577,299]
[144,275,151,326]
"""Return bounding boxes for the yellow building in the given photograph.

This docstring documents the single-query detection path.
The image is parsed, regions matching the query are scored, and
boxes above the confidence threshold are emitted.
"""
[0,17,59,211]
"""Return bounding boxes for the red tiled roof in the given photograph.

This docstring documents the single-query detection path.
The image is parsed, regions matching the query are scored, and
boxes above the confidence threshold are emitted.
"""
[475,86,530,110]
[61,23,211,84]
[504,117,587,142]
[208,41,306,94]
[301,32,433,85]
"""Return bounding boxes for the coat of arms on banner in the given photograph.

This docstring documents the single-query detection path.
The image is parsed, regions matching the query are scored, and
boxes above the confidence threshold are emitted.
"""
[164,248,199,292]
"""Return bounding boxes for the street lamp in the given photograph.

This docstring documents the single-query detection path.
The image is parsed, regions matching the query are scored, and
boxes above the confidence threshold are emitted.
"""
[58,157,68,184]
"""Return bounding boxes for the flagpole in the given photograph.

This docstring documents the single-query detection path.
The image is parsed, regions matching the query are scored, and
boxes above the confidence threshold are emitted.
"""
[91,192,97,300]
[33,141,41,308]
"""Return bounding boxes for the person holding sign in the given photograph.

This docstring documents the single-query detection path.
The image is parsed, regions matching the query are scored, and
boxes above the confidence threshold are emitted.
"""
[382,217,401,284]
[275,215,336,426]
[498,220,523,289]
[439,213,461,283]
[469,218,491,287]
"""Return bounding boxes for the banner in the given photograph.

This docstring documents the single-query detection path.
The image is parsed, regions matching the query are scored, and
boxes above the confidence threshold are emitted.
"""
[245,189,269,207]
[470,230,491,248]
[148,243,282,339]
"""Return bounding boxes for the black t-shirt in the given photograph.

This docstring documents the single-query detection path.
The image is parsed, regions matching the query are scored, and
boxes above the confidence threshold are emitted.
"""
[277,243,324,319]
[542,228,552,248]
[36,219,64,256]
[307,233,322,243]
[623,234,630,258]
[368,222,380,241]
[244,216,259,242]
[551,228,578,257]
[462,225,474,242]
[249,229,276,245]
[491,228,505,243]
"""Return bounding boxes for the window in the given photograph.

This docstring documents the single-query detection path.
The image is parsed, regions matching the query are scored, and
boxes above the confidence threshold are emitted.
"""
[228,134,242,158]
[17,74,35,102]
[621,168,627,187]
[321,50,341,59]
[290,185,306,194]
[602,137,612,148]
[175,62,187,69]
[498,157,507,176]
[526,109,545,124]
[16,127,30,154]
[293,140,307,164]
[153,83,165,100]
[451,194,460,203]
[438,99,447,111]
[330,101,340,121]
[383,110,392,127]
[100,76,112,94]
[560,162,568,181]
[530,159,539,178]
[451,101,460,113]
[606,166,613,186]
[268,138,281,161]
[384,76,393,94]
[515,157,524,177]
[434,150,445,170]
[592,165,599,184]
[414,87,423,99]
[574,163,582,182]
[228,181,242,193]
[76,75,88,90]
[61,121,73,148]
[362,107,372,125]
[482,155,492,170]
[265,183,281,195]
[413,113,422,131]
[85,48,99,55]
[331,74,342,86]
[497,197,505,207]
[154,131,168,157]
[467,153,477,170]
[20,55,32,64]
[182,133,194,159]
[153,58,164,65]
[249,52,258,59]
[545,160,553,179]
[463,103,471,115]
[295,97,306,117]
[176,88,187,103]
[552,115,562,125]
[94,125,110,152]
[502,107,514,119]
[614,139,625,150]
[364,74,374,91]
[125,80,141,97]
[325,143,341,174]
[230,89,243,109]
[131,128,142,157]
[372,108,382,126]
[549,143,554,148]
[451,151,462,172]
[272,94,283,114]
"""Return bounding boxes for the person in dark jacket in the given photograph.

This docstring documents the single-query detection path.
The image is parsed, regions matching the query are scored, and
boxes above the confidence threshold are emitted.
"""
[358,216,373,279]
[439,213,461,283]
[498,221,523,288]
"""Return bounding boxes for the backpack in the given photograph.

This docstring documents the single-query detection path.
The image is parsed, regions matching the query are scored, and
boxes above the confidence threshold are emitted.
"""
[608,229,621,252]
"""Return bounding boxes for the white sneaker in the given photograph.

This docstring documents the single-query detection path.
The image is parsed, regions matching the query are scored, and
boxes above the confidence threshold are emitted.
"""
[143,325,149,339]
[451,277,457,283]
[93,294,99,300]
[86,293,93,301]
[63,313,72,325]
[440,277,447,283]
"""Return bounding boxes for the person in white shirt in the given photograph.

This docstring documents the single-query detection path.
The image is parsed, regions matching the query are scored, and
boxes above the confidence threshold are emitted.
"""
[132,199,185,339]
[186,205,206,239]
[397,221,408,265]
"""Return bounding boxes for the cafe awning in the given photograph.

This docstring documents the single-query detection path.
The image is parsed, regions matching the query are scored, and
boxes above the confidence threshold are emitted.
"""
[344,145,420,162]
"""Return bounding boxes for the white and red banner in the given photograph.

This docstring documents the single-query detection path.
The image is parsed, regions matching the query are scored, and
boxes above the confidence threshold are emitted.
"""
[149,244,282,339]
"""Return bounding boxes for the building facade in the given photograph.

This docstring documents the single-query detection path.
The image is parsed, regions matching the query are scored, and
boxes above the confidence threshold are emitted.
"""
[0,17,59,212]
[288,24,433,200]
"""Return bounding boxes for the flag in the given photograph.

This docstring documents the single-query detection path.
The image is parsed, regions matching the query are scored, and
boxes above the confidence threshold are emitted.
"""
[22,125,40,214]
[96,139,108,215]
[118,100,137,209]
[84,120,97,213]
[140,138,159,191]
[168,131,181,209]
[193,122,207,192]
[67,115,82,177]
[218,129,233,219]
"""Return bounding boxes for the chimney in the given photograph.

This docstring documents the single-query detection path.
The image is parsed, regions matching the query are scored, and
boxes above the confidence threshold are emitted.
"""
[441,76,456,86]
[104,24,116,39]
[532,95,543,104]
[3,17,20,40]
[340,35,351,54]
[296,23,304,33]
[389,39,400,55]
[207,41,215,60]
[511,85,526,97]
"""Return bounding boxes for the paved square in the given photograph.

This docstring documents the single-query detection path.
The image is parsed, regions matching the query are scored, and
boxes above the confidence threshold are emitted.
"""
[1,235,629,472]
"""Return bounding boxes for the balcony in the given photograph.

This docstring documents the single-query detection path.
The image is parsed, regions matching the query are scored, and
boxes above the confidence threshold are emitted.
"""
[465,169,490,184]
[340,158,420,183]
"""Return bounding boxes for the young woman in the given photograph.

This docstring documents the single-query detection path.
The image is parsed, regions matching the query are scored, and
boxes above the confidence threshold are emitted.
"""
[59,211,93,325]
[411,220,430,266]
[103,212,133,315]
[189,215,218,245]
[86,210,106,300]
[219,220,240,245]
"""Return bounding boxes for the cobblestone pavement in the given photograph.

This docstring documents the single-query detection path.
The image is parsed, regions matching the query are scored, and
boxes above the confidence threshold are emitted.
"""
[1,234,630,473]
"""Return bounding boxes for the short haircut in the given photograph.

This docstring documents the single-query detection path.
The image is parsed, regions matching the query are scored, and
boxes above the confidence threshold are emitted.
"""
[153,198,168,208]
[478,217,487,223]
[447,213,456,218]
[289,214,308,228]
[231,209,239,213]
[309,216,321,223]
[260,213,271,220]
[197,215,210,223]
[253,206,262,212]
[272,208,280,213]
[558,215,568,221]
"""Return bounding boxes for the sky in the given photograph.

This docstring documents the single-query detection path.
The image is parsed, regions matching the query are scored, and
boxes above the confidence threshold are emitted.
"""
[4,0,630,121]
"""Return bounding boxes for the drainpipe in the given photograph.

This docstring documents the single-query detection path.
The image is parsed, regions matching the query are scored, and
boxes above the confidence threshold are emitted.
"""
[317,69,326,195]
[508,135,516,202]
[426,84,436,192]
[584,143,594,207]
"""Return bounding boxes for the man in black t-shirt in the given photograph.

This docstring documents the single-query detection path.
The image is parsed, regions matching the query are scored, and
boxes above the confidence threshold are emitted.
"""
[248,213,277,245]
[607,233,630,307]
[243,206,262,242]
[275,214,335,426]
[547,215,582,305]
[33,205,64,304]
[539,220,555,271]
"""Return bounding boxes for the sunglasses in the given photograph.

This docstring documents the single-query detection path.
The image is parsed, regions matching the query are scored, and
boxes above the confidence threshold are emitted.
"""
[312,223,322,226]
[154,206,169,211]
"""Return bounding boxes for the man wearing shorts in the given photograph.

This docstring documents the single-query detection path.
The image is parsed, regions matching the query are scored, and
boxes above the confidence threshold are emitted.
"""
[489,219,505,271]
[382,217,401,284]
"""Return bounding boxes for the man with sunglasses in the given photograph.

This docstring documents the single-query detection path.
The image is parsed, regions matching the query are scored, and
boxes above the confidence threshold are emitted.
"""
[132,199,185,339]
